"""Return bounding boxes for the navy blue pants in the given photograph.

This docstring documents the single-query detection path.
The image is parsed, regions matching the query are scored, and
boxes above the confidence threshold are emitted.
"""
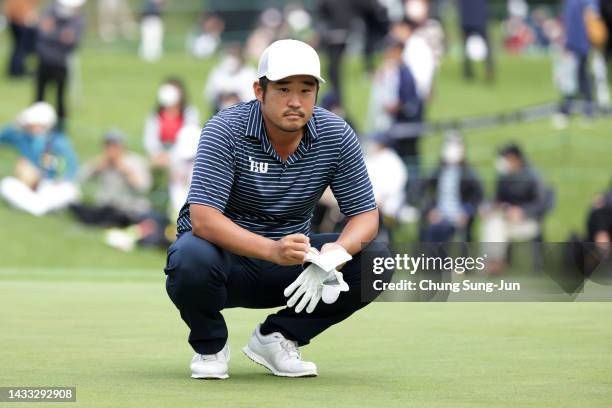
[164,231,391,354]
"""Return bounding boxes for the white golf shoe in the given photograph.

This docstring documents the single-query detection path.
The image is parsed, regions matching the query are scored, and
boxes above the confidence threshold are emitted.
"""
[190,343,230,379]
[242,325,318,377]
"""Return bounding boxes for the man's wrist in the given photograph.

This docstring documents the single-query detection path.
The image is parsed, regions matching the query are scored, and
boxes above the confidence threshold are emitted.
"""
[262,238,277,263]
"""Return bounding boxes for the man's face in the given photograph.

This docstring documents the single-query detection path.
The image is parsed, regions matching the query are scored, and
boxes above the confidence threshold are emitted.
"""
[391,23,412,42]
[254,75,318,134]
[104,143,124,162]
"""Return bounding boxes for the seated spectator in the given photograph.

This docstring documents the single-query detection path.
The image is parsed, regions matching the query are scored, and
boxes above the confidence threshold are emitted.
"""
[188,13,224,59]
[421,133,483,242]
[365,131,407,220]
[480,143,552,274]
[144,78,199,169]
[365,131,408,242]
[203,44,256,113]
[103,127,200,253]
[0,102,79,216]
[70,129,152,227]
[587,181,612,245]
[168,125,200,216]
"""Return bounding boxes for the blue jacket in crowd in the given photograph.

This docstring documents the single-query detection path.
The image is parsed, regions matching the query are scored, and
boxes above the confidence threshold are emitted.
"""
[0,126,78,181]
[564,0,599,56]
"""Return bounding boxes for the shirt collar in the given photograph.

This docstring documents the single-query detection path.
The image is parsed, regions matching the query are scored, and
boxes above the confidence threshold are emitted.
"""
[245,100,319,143]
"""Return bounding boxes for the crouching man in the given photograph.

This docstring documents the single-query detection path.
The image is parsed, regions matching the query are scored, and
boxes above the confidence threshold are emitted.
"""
[164,39,392,379]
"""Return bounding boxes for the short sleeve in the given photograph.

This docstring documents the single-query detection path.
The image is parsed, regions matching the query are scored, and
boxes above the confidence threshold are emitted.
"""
[187,116,236,212]
[330,124,377,217]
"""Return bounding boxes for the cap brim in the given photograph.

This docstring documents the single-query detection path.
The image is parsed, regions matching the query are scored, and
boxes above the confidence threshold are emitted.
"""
[265,72,326,84]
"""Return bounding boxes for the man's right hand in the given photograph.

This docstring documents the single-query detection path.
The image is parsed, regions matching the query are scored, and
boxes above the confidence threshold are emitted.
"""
[268,234,310,266]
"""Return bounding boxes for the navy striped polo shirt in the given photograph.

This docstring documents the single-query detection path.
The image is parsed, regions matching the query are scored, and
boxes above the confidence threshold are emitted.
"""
[176,99,376,239]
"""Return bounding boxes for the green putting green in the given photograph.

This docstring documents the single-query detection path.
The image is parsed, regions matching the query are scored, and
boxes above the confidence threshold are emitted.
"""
[1,274,611,407]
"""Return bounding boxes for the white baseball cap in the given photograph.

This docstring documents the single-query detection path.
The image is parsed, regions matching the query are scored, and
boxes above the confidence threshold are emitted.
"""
[257,39,325,84]
[18,102,57,128]
[57,0,86,7]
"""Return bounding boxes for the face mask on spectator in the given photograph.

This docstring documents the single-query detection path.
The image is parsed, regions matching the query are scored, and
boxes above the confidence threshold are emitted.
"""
[405,0,428,23]
[495,157,511,174]
[56,5,78,18]
[442,143,464,165]
[158,84,181,108]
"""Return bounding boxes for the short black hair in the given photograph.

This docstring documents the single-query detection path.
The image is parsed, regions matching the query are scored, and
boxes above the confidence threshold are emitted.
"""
[258,77,269,97]
[499,143,525,161]
[400,16,418,29]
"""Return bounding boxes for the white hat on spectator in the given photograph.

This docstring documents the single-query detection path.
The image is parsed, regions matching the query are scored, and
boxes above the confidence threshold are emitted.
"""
[18,102,57,129]
[257,39,325,83]
[57,0,86,8]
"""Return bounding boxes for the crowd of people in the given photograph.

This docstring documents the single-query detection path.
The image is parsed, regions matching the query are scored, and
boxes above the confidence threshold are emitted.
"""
[1,0,611,273]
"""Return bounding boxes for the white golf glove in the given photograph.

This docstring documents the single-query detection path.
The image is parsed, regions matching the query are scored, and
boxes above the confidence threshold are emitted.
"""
[284,247,352,313]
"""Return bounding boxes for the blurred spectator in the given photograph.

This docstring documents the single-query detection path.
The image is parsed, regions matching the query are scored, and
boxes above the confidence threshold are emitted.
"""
[317,0,352,100]
[602,0,612,58]
[0,102,79,216]
[97,0,136,43]
[586,181,612,244]
[480,144,552,275]
[279,3,317,44]
[168,125,200,216]
[458,0,495,81]
[245,8,283,61]
[138,0,163,61]
[359,0,390,76]
[4,0,39,77]
[321,91,357,132]
[365,131,408,235]
[529,6,557,50]
[144,78,200,169]
[420,133,483,242]
[317,0,388,99]
[102,126,198,253]
[592,47,611,113]
[392,17,436,102]
[188,13,225,59]
[378,34,423,205]
[556,0,602,124]
[203,44,256,113]
[70,129,152,227]
[35,0,86,130]
[404,0,445,78]
[503,0,535,54]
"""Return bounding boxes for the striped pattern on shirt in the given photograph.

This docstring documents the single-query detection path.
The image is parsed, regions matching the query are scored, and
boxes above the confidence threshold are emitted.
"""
[176,100,376,239]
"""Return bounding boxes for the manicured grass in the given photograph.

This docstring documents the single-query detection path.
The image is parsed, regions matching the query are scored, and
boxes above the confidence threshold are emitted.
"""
[1,275,611,407]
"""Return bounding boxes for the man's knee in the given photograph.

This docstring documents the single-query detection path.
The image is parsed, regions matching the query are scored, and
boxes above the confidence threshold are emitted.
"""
[363,240,392,260]
[165,232,227,301]
[345,241,393,282]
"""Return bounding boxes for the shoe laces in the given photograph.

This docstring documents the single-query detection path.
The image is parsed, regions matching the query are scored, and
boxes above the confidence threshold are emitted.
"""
[199,352,219,362]
[280,340,300,359]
